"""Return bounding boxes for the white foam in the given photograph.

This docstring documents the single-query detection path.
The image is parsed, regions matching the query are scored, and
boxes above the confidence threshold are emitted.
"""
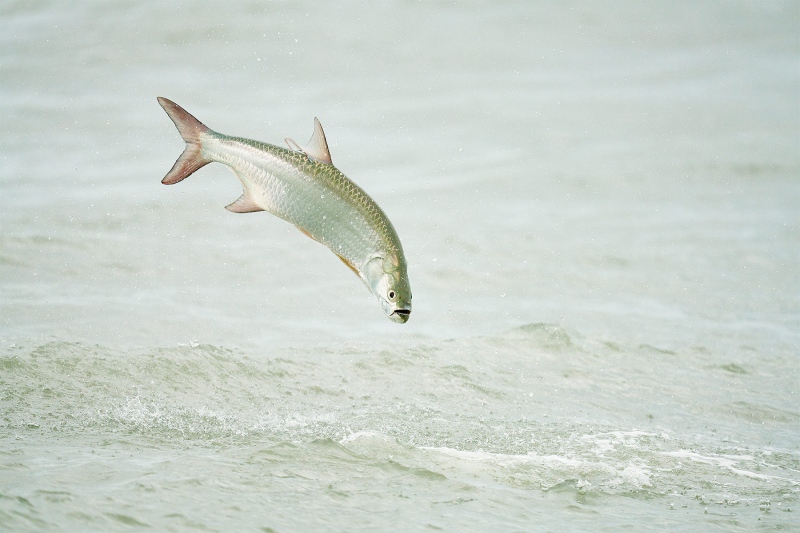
[420,446,585,469]
[339,430,392,445]
[661,450,799,484]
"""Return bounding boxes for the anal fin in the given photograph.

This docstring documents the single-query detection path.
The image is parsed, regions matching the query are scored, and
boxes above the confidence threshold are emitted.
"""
[225,193,264,213]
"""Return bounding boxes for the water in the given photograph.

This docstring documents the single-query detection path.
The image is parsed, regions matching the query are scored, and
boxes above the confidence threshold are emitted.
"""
[1,1,798,530]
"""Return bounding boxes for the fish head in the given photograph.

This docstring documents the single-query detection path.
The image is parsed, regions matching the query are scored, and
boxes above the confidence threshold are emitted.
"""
[364,253,412,323]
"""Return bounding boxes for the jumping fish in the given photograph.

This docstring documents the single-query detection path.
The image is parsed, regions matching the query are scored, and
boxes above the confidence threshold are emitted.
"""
[157,97,412,323]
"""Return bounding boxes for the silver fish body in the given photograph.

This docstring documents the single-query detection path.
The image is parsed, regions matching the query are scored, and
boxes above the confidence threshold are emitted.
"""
[157,97,411,323]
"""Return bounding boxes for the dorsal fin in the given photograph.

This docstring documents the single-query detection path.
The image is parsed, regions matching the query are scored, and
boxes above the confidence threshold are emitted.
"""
[284,118,332,164]
[285,137,303,152]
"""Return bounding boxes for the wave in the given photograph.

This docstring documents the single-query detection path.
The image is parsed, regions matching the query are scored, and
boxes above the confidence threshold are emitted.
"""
[2,334,797,511]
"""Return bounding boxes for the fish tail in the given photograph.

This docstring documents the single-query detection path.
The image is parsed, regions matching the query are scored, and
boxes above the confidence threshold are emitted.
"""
[157,97,212,185]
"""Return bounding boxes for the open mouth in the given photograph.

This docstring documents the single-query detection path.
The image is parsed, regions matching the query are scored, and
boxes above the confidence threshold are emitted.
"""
[392,309,411,320]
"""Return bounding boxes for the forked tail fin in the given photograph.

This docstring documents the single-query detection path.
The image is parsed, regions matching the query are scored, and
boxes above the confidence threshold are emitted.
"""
[157,97,212,185]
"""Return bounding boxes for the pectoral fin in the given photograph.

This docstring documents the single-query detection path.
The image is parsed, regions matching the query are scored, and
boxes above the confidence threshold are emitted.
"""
[336,254,361,278]
[295,226,318,242]
[293,225,361,279]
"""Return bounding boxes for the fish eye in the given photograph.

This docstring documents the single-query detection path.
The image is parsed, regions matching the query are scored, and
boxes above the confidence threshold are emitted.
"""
[387,290,397,301]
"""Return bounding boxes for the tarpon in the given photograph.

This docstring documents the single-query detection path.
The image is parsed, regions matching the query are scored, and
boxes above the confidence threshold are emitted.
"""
[157,97,412,323]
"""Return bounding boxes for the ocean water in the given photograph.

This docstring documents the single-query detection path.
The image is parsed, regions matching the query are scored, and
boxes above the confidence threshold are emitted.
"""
[1,1,798,531]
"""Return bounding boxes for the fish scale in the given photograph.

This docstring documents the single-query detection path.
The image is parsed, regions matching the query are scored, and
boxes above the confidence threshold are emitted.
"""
[205,135,388,260]
[157,97,412,322]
